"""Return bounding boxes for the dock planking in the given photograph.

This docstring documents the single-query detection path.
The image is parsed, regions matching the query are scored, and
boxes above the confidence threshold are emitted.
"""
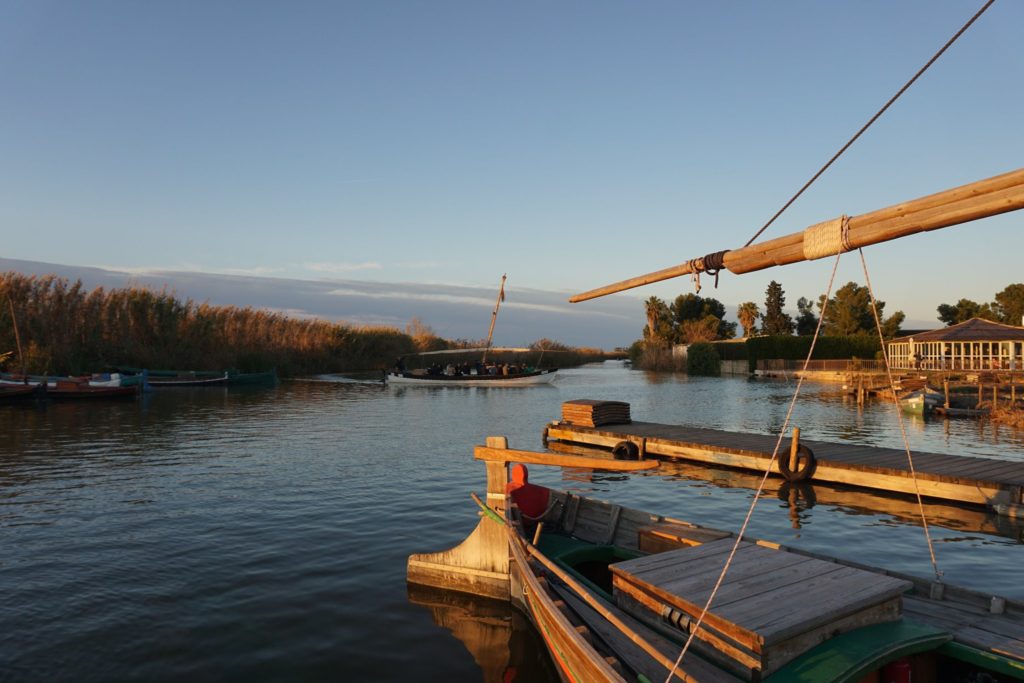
[546,418,1024,515]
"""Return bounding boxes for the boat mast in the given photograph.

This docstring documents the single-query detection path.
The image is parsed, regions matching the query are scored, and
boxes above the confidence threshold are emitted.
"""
[481,274,506,363]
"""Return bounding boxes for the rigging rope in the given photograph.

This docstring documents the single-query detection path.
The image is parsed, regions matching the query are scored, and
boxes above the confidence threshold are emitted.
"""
[858,248,942,581]
[742,0,997,249]
[664,250,845,683]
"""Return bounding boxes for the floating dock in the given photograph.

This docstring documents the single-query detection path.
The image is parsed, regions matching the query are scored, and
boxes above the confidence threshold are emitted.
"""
[545,412,1024,517]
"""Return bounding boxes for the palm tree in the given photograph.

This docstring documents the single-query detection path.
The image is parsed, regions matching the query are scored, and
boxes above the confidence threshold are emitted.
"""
[644,296,667,342]
[737,302,760,338]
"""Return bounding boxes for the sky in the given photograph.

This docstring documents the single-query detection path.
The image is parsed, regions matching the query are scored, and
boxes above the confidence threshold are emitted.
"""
[1,1,1022,346]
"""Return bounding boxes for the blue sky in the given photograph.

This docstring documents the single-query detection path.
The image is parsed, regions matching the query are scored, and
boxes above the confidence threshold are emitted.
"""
[2,1,1022,338]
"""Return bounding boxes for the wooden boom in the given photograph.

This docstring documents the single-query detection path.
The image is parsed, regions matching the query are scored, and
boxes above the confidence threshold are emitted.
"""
[570,167,1024,302]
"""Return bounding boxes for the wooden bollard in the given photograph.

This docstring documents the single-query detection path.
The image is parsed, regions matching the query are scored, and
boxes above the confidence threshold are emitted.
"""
[993,385,998,408]
[943,379,950,410]
[789,427,801,474]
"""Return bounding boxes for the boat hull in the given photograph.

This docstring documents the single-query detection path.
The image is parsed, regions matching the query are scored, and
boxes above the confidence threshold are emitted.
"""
[387,369,557,386]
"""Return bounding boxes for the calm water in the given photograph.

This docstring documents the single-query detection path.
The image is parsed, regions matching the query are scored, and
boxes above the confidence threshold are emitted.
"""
[3,361,1024,682]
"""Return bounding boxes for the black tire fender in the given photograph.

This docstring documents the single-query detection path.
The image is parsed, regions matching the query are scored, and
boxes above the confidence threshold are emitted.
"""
[612,440,640,460]
[778,444,815,482]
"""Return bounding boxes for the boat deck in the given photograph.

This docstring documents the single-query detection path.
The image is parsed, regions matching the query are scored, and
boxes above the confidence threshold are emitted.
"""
[545,489,1024,680]
[545,419,1024,516]
[609,538,912,679]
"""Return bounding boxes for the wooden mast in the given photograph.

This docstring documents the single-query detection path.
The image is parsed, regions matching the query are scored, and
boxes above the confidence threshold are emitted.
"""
[570,168,1024,302]
[481,274,506,363]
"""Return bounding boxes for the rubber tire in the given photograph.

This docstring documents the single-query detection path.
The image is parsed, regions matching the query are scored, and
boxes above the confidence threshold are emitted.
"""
[778,444,815,482]
[612,440,640,460]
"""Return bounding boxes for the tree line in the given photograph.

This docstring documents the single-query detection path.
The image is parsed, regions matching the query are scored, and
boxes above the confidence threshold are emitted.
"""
[0,273,600,376]
[635,279,1024,372]
[642,280,905,347]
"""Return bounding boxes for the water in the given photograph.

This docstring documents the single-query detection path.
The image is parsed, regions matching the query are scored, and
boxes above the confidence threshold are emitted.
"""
[2,362,1023,682]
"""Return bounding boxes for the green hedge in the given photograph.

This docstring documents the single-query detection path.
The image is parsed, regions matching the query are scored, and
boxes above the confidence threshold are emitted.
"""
[745,335,881,372]
[686,343,721,376]
[711,341,748,361]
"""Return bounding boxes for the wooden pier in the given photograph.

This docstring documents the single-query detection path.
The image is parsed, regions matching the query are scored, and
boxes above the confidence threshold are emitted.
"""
[545,414,1024,517]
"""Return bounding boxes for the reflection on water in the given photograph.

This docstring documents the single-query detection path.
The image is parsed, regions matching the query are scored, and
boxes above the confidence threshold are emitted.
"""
[1,362,1023,682]
[407,584,558,683]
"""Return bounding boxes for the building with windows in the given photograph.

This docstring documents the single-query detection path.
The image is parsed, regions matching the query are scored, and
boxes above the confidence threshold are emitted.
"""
[887,318,1024,371]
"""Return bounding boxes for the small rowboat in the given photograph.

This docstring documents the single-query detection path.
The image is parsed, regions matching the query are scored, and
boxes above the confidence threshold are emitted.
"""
[45,382,138,400]
[146,372,229,387]
[0,384,39,401]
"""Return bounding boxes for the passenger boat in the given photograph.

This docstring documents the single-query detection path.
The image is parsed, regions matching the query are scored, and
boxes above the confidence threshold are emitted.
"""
[409,440,1024,682]
[385,275,559,387]
[387,362,558,386]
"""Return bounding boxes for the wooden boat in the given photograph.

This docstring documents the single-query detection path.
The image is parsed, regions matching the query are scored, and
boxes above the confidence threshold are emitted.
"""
[145,371,229,387]
[409,441,1024,682]
[409,165,1024,681]
[116,367,277,387]
[45,381,138,399]
[386,275,559,387]
[933,405,991,418]
[898,388,943,416]
[0,383,39,400]
[387,366,558,386]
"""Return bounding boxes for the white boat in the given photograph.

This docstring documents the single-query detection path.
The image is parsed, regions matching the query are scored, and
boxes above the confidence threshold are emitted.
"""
[386,367,558,386]
[386,275,559,387]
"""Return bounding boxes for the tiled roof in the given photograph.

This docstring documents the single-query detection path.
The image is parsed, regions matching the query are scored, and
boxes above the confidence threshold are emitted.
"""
[891,317,1024,343]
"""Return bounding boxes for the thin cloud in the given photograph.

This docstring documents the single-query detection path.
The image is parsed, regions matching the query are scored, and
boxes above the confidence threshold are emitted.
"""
[324,287,629,319]
[304,262,383,274]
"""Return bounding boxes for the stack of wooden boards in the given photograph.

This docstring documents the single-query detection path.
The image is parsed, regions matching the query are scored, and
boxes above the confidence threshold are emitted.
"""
[561,399,631,427]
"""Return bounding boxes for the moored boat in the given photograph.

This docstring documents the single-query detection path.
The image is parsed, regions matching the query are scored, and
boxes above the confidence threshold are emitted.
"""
[116,367,277,387]
[898,388,944,416]
[44,381,138,400]
[0,384,40,400]
[408,441,1024,682]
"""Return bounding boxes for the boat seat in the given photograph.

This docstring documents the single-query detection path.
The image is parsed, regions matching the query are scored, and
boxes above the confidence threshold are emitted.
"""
[637,520,732,554]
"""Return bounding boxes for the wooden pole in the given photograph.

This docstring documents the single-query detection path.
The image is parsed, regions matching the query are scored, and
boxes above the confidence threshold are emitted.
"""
[788,427,801,473]
[944,379,950,410]
[570,168,1024,302]
[482,274,506,363]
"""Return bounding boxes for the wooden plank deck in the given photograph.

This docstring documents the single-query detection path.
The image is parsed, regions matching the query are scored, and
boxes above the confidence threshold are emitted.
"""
[546,420,1024,514]
[609,538,911,679]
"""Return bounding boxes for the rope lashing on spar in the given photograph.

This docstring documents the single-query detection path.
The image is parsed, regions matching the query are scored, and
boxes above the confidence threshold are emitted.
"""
[802,214,852,260]
[686,250,730,293]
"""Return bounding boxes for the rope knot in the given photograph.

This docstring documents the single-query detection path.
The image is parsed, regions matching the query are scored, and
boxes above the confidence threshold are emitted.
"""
[688,251,730,292]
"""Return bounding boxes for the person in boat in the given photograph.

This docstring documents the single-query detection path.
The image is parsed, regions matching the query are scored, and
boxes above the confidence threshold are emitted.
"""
[505,464,550,531]
[393,356,407,374]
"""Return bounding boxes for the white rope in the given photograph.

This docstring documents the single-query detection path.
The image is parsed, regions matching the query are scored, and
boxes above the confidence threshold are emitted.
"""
[858,248,942,581]
[664,251,845,683]
[802,214,851,260]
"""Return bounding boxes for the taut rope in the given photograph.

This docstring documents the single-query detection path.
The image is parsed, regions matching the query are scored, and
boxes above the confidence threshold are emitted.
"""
[742,0,997,249]
[664,250,845,682]
[858,248,942,581]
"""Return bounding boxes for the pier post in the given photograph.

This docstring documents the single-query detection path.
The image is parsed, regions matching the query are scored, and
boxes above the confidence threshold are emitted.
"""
[788,428,801,473]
